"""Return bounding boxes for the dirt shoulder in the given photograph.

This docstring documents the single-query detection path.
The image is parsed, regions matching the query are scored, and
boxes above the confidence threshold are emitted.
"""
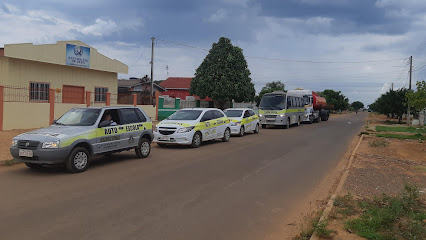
[312,113,426,239]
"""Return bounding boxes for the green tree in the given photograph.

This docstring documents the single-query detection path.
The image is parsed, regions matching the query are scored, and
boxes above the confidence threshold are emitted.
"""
[406,81,426,112]
[369,88,409,123]
[190,37,255,109]
[319,89,349,111]
[351,101,364,110]
[254,81,286,106]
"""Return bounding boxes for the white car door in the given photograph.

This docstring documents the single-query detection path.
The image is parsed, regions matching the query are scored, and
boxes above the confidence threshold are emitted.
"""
[212,110,226,138]
[200,110,216,141]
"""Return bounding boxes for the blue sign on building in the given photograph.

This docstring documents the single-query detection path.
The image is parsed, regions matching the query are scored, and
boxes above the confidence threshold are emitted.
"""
[66,44,90,68]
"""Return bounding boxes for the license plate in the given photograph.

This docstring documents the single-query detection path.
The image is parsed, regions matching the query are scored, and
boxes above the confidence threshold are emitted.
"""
[266,118,275,121]
[160,136,170,141]
[19,149,33,157]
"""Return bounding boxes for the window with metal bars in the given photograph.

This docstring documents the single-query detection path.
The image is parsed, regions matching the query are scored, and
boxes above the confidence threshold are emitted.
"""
[95,87,108,102]
[30,82,50,102]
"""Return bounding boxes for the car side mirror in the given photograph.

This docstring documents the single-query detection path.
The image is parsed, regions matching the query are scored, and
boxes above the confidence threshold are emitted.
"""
[98,121,111,128]
[52,120,57,124]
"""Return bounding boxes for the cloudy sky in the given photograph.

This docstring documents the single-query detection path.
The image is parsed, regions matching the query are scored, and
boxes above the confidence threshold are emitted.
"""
[1,0,426,105]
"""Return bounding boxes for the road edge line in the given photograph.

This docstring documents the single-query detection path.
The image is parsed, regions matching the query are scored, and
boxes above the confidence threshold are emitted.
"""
[310,134,364,240]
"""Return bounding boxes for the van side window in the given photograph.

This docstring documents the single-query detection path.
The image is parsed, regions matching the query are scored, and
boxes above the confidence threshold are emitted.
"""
[249,110,256,116]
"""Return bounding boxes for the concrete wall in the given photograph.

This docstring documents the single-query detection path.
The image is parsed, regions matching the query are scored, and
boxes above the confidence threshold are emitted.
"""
[4,102,49,130]
[0,57,118,102]
[2,102,157,131]
[4,41,127,74]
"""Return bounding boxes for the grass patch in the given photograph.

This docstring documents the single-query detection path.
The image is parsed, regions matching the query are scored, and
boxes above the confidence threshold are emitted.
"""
[369,139,389,148]
[293,214,319,240]
[413,166,426,172]
[293,213,336,239]
[337,185,426,240]
[0,159,18,166]
[376,126,426,134]
[376,133,426,140]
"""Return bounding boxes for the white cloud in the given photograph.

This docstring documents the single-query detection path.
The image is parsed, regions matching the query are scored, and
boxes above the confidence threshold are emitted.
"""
[207,9,227,23]
[80,18,118,36]
[0,4,143,46]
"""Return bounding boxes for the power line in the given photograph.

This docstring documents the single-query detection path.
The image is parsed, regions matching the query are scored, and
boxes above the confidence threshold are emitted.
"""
[127,40,152,70]
[156,38,407,64]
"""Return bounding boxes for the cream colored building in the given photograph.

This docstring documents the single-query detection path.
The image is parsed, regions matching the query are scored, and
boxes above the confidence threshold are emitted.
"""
[0,40,128,104]
[0,41,137,130]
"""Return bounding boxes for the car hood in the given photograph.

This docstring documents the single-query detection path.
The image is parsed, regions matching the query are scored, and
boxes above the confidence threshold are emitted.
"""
[13,125,94,142]
[157,120,198,129]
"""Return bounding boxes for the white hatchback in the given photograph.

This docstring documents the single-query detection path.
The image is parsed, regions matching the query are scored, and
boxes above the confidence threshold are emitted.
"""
[224,108,260,136]
[153,108,231,148]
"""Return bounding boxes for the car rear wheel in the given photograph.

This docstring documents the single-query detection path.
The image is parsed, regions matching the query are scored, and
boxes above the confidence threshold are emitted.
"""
[254,124,259,134]
[222,128,231,142]
[238,126,245,137]
[66,147,90,173]
[191,132,202,148]
[136,138,151,158]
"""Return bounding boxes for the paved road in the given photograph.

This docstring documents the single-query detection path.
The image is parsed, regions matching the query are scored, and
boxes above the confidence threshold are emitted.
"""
[0,113,367,240]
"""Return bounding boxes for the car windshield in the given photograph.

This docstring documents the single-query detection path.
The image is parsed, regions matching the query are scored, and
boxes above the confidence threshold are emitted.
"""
[56,108,101,126]
[259,94,286,110]
[167,110,203,120]
[224,110,243,117]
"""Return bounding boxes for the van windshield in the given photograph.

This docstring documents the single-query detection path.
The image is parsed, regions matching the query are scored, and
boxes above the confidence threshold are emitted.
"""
[224,110,243,117]
[56,108,101,126]
[259,95,286,110]
[167,110,203,120]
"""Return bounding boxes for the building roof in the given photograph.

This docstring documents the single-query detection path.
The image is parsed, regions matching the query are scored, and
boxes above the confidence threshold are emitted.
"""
[2,40,128,74]
[160,77,193,89]
[118,79,166,91]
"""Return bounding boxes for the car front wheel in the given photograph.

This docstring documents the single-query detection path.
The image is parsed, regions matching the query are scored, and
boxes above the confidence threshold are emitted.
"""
[66,147,90,173]
[191,132,202,148]
[238,126,245,137]
[222,128,231,142]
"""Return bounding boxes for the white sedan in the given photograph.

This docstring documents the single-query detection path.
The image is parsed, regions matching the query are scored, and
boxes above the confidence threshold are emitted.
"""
[223,108,259,137]
[153,108,231,148]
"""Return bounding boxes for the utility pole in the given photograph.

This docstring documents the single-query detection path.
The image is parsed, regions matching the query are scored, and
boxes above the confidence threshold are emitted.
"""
[391,83,393,91]
[407,56,412,126]
[150,37,155,105]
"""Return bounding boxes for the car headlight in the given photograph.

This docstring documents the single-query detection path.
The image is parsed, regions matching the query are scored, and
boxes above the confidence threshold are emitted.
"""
[42,140,60,149]
[153,126,158,132]
[177,126,195,133]
[279,114,285,117]
[259,114,263,117]
[231,121,241,126]
[12,139,18,147]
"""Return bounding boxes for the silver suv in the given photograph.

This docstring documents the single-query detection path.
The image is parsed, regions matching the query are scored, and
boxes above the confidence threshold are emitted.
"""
[10,106,153,173]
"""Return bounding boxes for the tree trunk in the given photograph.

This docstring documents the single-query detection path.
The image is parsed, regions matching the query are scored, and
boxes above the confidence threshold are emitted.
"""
[398,116,402,123]
[214,100,226,110]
